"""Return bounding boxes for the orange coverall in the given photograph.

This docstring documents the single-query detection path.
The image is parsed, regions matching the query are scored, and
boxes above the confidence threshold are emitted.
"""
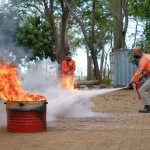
[131,53,150,83]
[61,59,76,76]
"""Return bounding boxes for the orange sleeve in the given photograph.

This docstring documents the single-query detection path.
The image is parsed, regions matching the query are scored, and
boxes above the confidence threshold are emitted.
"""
[131,58,149,82]
[70,60,76,73]
[131,71,142,82]
[62,61,68,73]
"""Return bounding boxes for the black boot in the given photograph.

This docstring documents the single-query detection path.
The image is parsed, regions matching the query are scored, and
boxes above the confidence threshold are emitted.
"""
[139,105,150,113]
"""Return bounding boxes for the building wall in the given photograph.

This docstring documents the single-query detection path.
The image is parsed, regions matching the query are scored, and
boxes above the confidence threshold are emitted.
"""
[110,50,137,87]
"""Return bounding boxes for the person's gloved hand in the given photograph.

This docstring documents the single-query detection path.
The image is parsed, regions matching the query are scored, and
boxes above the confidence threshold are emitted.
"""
[66,71,71,75]
[68,66,73,71]
[139,76,142,81]
[125,83,133,89]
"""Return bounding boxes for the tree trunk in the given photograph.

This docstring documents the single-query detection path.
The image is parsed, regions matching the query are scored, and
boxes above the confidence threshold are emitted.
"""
[59,0,70,64]
[99,43,105,82]
[113,0,122,50]
[103,57,106,81]
[86,46,92,80]
[90,46,100,80]
[64,0,101,81]
[77,80,100,85]
[132,16,138,48]
[43,0,70,64]
[110,0,128,51]
[103,52,108,80]
[90,0,100,81]
[122,0,128,49]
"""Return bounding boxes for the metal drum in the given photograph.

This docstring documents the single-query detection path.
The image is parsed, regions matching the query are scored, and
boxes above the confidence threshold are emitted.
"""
[4,100,48,133]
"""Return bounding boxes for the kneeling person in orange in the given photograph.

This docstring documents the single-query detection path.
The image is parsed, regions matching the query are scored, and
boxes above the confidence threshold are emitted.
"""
[61,52,76,89]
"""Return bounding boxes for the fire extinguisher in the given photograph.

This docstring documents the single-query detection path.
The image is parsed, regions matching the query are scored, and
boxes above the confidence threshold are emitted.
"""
[135,81,142,100]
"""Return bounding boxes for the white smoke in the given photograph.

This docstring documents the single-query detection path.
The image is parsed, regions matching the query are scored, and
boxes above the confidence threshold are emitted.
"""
[20,59,121,121]
[0,59,121,127]
[0,0,122,126]
[45,87,121,120]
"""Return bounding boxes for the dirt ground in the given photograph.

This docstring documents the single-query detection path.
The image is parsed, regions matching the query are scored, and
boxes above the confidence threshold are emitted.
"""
[1,89,150,150]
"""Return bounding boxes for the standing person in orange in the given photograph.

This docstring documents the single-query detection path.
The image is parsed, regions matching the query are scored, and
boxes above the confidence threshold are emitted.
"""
[62,52,76,76]
[126,46,150,113]
[61,52,76,89]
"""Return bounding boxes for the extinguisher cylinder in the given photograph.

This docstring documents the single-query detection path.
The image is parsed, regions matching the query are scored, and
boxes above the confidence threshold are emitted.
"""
[135,81,142,100]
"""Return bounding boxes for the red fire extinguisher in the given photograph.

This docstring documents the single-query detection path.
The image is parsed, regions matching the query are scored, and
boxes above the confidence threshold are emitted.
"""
[135,81,142,100]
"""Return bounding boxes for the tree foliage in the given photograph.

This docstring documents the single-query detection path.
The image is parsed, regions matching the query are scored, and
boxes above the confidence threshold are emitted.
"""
[15,15,56,61]
[3,0,150,80]
[130,0,150,52]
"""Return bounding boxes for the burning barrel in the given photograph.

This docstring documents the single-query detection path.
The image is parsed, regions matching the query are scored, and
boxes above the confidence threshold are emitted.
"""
[4,100,48,133]
[0,60,48,132]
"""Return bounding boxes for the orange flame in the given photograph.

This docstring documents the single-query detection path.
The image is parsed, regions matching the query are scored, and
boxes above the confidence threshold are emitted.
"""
[61,75,76,90]
[0,61,46,101]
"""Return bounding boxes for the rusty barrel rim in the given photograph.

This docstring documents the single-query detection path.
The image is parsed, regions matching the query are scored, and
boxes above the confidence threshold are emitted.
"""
[4,100,48,112]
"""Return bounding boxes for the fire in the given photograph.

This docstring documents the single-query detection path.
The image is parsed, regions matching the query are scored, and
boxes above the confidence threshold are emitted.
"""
[0,61,46,101]
[61,75,76,90]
